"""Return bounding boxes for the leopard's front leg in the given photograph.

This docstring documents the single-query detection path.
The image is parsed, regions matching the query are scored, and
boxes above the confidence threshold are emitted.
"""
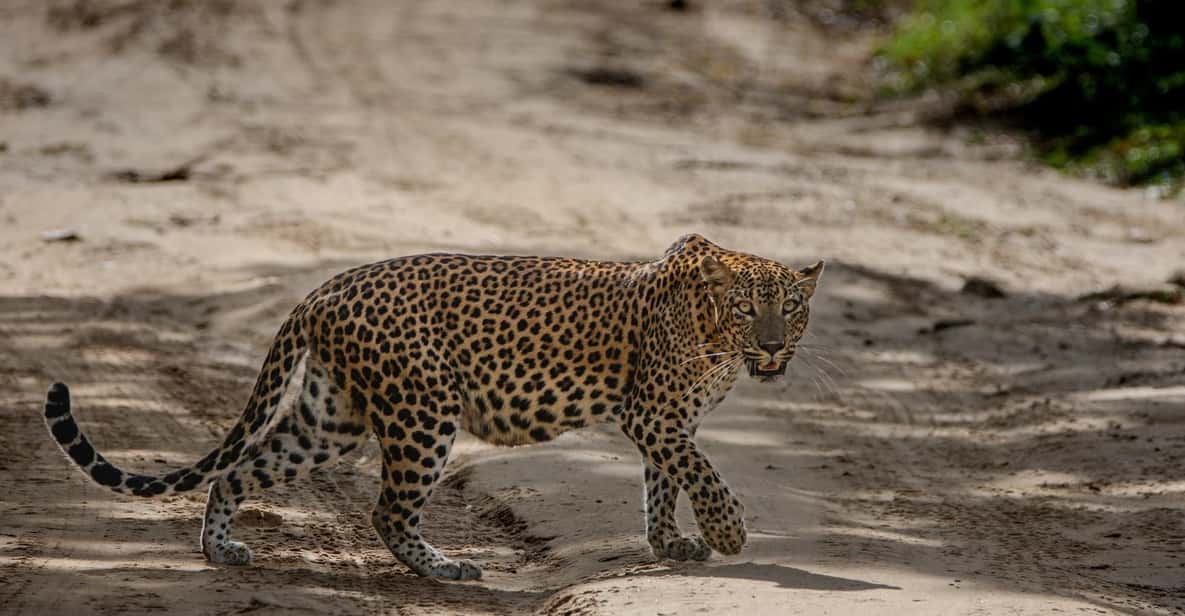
[625,412,747,557]
[643,462,712,561]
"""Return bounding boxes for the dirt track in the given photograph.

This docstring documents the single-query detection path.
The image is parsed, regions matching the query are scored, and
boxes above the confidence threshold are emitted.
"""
[2,1,1184,614]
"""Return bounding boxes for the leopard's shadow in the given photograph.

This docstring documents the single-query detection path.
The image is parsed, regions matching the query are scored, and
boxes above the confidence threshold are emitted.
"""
[640,562,899,591]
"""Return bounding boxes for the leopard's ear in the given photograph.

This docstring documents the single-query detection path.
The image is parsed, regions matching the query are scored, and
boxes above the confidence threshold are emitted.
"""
[796,260,824,298]
[700,255,734,299]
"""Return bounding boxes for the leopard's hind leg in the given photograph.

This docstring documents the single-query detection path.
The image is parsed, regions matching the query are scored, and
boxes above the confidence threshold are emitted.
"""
[201,358,367,564]
[368,364,479,580]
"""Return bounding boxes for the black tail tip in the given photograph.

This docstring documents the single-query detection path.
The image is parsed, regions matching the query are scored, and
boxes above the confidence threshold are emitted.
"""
[48,382,70,402]
[45,382,71,418]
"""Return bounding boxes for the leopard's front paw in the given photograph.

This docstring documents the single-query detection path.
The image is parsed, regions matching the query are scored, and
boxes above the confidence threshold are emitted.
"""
[702,523,746,555]
[653,535,712,562]
[698,495,747,556]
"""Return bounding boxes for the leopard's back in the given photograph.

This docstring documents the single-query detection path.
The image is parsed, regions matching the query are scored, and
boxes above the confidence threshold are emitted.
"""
[302,253,652,446]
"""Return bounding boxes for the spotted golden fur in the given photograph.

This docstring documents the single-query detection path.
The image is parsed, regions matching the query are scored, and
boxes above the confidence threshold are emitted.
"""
[44,234,822,579]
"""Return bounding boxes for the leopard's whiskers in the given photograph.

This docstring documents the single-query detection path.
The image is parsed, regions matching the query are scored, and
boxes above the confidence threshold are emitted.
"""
[679,351,738,366]
[800,349,848,379]
[705,356,743,393]
[682,355,742,399]
[795,354,840,399]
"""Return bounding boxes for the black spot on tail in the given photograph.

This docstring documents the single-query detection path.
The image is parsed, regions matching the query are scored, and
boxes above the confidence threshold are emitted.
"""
[45,382,71,419]
[51,417,79,444]
[90,463,123,487]
[124,474,168,496]
[217,440,246,470]
[196,451,218,473]
[132,481,168,497]
[68,440,95,466]
[175,472,204,492]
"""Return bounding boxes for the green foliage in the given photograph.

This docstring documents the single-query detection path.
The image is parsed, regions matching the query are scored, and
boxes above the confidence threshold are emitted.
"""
[880,0,1185,194]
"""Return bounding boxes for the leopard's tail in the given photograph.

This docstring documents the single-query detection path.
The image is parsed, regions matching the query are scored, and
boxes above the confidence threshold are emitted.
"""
[43,306,311,498]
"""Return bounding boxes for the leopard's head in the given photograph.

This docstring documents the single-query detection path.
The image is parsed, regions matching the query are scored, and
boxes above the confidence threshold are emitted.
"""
[700,254,824,382]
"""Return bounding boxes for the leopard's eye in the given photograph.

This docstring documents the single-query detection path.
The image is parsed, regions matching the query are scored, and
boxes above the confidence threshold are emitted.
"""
[734,300,755,317]
[782,297,801,315]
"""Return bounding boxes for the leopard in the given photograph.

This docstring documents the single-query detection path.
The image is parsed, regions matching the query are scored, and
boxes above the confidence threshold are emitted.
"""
[43,233,823,581]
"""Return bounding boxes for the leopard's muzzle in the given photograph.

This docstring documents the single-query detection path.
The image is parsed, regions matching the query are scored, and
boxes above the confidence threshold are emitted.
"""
[747,358,787,381]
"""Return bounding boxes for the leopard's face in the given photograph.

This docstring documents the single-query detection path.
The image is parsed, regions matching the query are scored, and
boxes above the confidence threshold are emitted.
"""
[701,256,824,382]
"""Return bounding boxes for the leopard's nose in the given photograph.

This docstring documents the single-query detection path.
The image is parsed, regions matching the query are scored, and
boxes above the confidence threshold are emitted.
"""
[759,341,783,356]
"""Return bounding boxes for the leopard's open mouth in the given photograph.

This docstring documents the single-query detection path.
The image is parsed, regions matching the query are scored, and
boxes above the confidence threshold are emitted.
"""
[747,359,787,379]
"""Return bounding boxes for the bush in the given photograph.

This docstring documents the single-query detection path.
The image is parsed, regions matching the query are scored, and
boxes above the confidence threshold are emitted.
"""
[880,0,1185,194]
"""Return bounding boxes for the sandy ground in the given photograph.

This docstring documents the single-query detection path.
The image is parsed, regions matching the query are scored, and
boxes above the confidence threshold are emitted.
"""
[2,1,1185,614]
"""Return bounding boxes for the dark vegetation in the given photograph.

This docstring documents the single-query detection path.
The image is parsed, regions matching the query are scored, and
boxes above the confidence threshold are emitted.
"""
[880,0,1185,194]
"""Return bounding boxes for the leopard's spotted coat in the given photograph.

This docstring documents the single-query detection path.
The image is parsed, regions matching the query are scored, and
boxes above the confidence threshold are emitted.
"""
[44,234,822,580]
